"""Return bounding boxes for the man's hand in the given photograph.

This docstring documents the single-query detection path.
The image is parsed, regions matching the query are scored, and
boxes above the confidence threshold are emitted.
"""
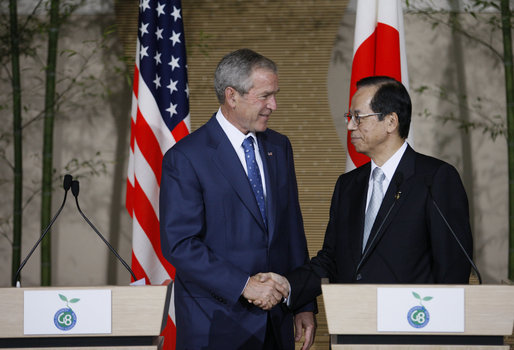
[253,272,290,309]
[294,311,316,350]
[242,273,289,310]
[257,272,291,293]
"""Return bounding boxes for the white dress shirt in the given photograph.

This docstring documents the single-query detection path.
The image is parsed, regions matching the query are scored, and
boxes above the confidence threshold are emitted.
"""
[366,141,408,210]
[216,109,267,197]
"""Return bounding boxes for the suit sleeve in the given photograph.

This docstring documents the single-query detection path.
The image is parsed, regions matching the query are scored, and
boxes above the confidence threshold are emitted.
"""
[159,147,249,305]
[428,163,473,283]
[283,137,318,314]
[287,175,343,311]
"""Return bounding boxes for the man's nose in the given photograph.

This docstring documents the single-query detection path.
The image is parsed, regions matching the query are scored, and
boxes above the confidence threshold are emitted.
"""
[347,118,358,131]
[267,95,277,111]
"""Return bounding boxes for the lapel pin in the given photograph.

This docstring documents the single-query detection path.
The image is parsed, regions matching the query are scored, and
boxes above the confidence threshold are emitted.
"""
[395,191,402,200]
[268,152,273,156]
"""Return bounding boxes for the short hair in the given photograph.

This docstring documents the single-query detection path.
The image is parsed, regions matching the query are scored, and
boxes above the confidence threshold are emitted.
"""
[356,76,411,139]
[214,48,277,104]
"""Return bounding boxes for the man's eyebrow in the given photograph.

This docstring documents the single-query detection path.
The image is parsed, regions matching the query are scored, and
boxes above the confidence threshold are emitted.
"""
[261,88,280,95]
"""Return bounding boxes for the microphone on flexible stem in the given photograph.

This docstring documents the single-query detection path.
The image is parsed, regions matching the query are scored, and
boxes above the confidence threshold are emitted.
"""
[14,174,73,287]
[71,180,137,281]
[355,172,404,278]
[425,177,482,284]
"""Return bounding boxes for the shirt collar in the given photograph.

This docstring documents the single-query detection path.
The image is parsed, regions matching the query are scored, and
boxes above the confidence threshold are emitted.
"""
[216,108,259,151]
[370,141,408,182]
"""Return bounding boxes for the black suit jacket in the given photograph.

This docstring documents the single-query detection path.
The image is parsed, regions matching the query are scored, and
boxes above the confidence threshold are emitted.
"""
[288,145,473,310]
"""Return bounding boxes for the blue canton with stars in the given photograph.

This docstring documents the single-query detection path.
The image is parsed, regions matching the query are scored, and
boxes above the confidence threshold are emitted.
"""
[138,0,189,132]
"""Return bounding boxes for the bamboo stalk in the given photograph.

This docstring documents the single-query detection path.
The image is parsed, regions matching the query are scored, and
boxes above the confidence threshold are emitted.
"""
[500,0,514,280]
[40,0,60,286]
[9,0,22,287]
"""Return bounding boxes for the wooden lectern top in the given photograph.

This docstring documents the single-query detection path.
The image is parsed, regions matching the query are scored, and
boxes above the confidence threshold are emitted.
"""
[322,284,514,336]
[0,282,171,339]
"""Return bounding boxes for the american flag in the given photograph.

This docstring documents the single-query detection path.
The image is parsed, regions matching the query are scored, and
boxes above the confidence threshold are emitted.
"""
[126,0,189,348]
[345,0,409,171]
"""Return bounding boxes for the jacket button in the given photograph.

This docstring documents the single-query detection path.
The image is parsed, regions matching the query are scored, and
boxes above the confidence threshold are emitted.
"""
[356,273,362,281]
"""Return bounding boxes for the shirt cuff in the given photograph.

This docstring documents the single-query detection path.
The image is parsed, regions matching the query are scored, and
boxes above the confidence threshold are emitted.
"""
[241,276,250,296]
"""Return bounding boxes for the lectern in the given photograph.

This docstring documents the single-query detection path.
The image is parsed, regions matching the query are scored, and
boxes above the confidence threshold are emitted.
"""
[322,284,514,349]
[0,281,172,349]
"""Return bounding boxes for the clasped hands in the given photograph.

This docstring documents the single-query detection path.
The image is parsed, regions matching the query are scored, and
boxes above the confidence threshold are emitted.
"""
[242,272,317,350]
[242,272,289,310]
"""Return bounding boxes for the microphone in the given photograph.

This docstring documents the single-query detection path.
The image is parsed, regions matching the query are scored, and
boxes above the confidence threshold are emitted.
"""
[355,172,404,278]
[425,177,482,284]
[14,174,73,287]
[71,180,137,281]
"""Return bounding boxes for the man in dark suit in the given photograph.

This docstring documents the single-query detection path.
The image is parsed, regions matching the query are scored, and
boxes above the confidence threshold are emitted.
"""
[260,76,474,310]
[160,49,316,350]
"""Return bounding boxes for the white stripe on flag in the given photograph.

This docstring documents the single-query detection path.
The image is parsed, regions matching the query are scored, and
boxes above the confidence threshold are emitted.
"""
[133,141,160,217]
[127,149,135,187]
[132,216,170,284]
[182,113,191,132]
[169,283,176,324]
[137,73,176,154]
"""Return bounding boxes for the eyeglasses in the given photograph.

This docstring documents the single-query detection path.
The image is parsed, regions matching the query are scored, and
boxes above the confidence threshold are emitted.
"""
[344,112,383,125]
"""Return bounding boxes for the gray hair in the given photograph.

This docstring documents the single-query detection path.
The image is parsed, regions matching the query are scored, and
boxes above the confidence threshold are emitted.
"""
[214,48,277,103]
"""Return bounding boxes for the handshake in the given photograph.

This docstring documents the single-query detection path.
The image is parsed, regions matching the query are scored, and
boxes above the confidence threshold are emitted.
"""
[242,272,290,310]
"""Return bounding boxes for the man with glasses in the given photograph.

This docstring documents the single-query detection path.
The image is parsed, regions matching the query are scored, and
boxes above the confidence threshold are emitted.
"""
[257,76,474,311]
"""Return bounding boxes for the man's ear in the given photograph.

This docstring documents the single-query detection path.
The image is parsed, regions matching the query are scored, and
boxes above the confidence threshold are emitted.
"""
[386,112,399,134]
[225,87,238,109]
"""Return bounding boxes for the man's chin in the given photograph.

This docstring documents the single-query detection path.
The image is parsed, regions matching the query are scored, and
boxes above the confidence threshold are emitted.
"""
[255,124,268,132]
[351,142,367,155]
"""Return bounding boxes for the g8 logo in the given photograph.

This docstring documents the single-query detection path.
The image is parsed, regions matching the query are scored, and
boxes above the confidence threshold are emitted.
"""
[53,294,80,331]
[407,305,430,328]
[54,308,77,331]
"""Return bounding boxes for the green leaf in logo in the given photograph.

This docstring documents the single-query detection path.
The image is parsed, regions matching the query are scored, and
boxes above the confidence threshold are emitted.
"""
[423,296,433,301]
[69,298,80,303]
[412,292,421,300]
[59,294,68,302]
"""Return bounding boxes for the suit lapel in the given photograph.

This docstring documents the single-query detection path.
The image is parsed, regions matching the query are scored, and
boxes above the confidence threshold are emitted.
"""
[207,117,267,232]
[362,146,416,257]
[258,134,275,240]
[349,165,371,265]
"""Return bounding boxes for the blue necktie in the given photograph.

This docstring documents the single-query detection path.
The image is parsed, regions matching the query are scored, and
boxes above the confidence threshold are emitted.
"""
[242,137,267,226]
